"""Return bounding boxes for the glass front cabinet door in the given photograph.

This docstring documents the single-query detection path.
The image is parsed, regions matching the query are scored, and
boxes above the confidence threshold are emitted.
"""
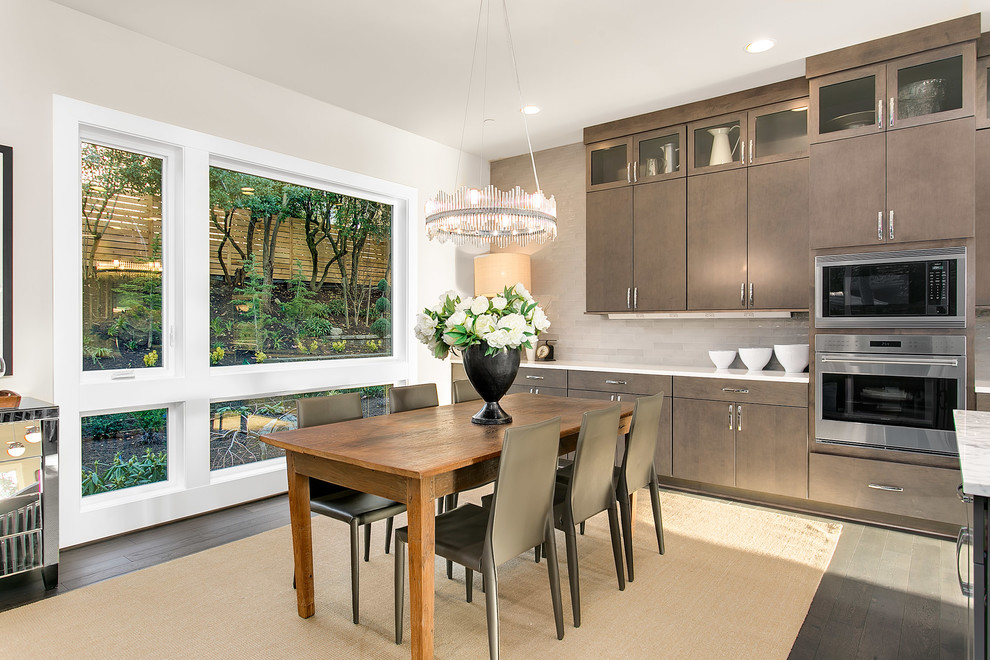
[586,137,632,191]
[687,112,748,174]
[811,64,885,143]
[634,126,686,182]
[887,43,975,130]
[747,98,809,165]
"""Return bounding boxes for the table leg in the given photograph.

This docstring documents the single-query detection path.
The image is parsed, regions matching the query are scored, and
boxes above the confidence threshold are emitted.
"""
[287,452,315,618]
[407,478,436,660]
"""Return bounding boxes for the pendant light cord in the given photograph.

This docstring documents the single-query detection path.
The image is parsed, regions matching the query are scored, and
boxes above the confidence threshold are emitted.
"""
[453,1,486,191]
[500,0,541,193]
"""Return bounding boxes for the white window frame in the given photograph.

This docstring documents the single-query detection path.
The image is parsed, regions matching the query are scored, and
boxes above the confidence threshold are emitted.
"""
[53,96,417,547]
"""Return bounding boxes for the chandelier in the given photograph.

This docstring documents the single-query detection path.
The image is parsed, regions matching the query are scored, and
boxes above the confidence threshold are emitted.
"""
[425,0,557,248]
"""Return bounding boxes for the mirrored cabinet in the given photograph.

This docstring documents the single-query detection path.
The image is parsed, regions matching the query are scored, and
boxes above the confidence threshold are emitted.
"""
[812,43,975,143]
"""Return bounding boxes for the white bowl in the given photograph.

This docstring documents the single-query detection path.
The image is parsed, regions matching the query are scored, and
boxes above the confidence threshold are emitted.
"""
[774,344,810,373]
[738,347,772,371]
[708,350,736,370]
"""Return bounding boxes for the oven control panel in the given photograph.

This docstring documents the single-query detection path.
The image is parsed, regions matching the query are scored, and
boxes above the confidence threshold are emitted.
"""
[926,260,950,316]
[815,334,966,356]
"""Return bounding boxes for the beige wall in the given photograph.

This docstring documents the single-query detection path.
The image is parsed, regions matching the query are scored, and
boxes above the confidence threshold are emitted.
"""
[490,143,810,368]
[0,0,478,399]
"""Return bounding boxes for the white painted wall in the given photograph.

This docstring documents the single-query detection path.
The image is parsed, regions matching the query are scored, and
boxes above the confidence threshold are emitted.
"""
[0,0,478,402]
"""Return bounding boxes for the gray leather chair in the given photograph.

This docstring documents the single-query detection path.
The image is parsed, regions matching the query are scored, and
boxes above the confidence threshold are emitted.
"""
[615,392,666,582]
[393,416,565,659]
[388,383,439,413]
[295,393,406,624]
[451,378,481,405]
[551,404,625,627]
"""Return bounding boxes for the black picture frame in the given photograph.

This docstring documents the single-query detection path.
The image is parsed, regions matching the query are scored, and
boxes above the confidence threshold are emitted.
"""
[0,144,12,375]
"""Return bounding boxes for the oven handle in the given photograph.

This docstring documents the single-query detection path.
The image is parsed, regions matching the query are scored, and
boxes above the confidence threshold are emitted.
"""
[819,356,960,368]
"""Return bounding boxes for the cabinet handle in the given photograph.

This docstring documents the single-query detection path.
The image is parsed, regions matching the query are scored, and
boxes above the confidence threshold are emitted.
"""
[529,387,535,394]
[749,282,754,307]
[867,483,904,492]
[889,210,894,240]
[958,526,974,597]
[634,287,638,309]
[534,388,540,394]
[605,379,627,385]
[722,387,749,394]
[728,404,734,430]
[740,282,745,307]
[889,96,895,127]
[959,484,974,504]
[610,394,617,402]
[740,140,745,164]
[749,139,754,165]
[627,287,631,309]
[878,98,883,130]
[633,160,638,182]
[627,162,631,184]
[877,211,883,241]
[736,405,742,431]
[525,375,545,380]
[616,395,622,402]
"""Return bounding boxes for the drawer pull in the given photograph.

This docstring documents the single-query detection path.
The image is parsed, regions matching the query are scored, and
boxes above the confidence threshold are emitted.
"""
[728,404,734,430]
[958,484,974,504]
[957,526,974,597]
[721,387,749,394]
[605,379,627,385]
[867,483,904,492]
[525,375,545,380]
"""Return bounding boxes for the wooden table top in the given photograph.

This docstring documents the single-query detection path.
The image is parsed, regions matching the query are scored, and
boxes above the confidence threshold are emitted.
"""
[261,393,634,479]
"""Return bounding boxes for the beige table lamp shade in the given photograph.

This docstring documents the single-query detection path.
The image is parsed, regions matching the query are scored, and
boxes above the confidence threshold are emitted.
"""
[474,253,531,297]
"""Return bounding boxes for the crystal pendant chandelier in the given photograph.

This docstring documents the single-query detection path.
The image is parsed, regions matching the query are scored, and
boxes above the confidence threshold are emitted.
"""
[425,0,557,248]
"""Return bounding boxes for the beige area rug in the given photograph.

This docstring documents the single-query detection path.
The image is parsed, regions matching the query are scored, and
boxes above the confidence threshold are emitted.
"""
[0,491,840,659]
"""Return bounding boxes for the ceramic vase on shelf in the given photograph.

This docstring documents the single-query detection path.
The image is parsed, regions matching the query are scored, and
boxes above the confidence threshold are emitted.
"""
[461,342,521,425]
[707,126,738,166]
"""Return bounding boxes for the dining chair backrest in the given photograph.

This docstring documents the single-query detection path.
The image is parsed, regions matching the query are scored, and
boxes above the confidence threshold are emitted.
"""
[620,392,664,493]
[486,416,562,567]
[568,405,623,524]
[389,383,439,413]
[296,392,364,428]
[452,379,482,403]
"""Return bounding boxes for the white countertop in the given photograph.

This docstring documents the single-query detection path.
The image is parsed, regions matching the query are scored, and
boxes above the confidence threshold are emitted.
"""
[953,409,990,497]
[975,381,990,394]
[454,357,809,384]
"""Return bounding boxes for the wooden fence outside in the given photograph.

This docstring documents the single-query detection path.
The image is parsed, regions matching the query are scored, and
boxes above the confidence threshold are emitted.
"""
[82,193,390,287]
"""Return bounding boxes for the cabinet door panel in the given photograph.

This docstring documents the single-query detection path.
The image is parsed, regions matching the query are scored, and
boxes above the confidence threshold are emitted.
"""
[735,403,808,499]
[886,117,975,243]
[687,169,748,310]
[977,130,990,306]
[586,187,633,312]
[672,397,735,486]
[634,179,686,311]
[809,133,886,248]
[747,159,810,309]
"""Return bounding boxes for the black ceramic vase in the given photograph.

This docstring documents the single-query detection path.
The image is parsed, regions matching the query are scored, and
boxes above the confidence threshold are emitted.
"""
[461,341,521,425]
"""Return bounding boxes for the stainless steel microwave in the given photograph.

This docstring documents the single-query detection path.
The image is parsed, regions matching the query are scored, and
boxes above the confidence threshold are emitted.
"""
[815,247,965,329]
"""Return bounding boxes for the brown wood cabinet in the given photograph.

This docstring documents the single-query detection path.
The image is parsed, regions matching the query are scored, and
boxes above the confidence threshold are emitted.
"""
[586,179,686,312]
[978,55,990,130]
[808,453,965,525]
[976,392,990,412]
[810,117,976,248]
[687,169,748,310]
[672,377,808,496]
[976,129,990,306]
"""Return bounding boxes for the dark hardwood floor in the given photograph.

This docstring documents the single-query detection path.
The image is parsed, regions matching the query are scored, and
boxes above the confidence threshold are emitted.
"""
[0,493,971,658]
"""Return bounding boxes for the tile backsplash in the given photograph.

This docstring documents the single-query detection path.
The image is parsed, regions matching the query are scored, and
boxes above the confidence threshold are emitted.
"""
[491,142,809,370]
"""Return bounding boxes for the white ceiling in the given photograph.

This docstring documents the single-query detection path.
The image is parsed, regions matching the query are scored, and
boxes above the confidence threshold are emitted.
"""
[49,0,990,161]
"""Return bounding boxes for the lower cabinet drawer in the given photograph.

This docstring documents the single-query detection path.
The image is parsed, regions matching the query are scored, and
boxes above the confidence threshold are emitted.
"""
[514,366,567,389]
[567,370,670,396]
[809,453,964,525]
[507,384,567,397]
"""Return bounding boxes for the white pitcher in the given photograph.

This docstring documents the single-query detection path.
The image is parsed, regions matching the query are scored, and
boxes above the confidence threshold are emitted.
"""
[707,126,739,166]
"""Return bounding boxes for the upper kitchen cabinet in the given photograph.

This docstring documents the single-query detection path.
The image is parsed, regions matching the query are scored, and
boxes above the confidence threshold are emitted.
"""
[687,113,748,175]
[811,43,976,143]
[748,98,810,165]
[978,55,990,130]
[586,126,686,192]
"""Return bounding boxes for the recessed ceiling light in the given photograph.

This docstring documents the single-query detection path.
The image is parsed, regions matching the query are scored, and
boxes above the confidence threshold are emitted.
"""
[521,105,540,115]
[745,39,775,53]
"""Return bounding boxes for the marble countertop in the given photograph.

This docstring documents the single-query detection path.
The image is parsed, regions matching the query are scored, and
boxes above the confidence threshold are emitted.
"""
[975,381,990,394]
[453,358,809,384]
[953,410,990,497]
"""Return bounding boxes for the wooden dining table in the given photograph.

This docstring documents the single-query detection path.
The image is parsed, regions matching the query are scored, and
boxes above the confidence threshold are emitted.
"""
[260,391,634,660]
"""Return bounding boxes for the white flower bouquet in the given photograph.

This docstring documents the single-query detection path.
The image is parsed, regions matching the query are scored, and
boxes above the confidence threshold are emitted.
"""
[415,283,550,359]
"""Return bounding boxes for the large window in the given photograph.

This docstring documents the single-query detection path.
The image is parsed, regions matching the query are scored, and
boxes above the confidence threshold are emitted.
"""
[53,98,415,546]
[80,143,164,371]
[208,167,392,365]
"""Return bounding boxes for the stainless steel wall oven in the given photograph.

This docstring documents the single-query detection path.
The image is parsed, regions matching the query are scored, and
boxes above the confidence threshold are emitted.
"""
[815,334,965,455]
[815,247,966,329]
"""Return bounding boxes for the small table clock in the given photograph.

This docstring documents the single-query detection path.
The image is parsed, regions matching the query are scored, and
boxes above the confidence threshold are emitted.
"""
[535,340,555,361]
